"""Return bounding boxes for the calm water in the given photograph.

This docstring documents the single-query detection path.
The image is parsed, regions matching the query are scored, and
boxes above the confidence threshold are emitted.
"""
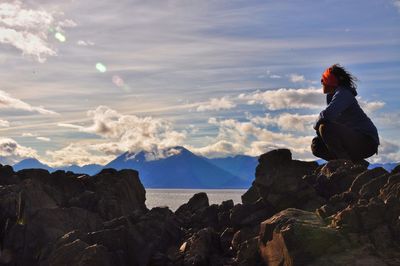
[145,189,247,211]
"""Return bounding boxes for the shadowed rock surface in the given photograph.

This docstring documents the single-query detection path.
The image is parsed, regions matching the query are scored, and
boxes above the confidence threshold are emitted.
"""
[0,148,399,265]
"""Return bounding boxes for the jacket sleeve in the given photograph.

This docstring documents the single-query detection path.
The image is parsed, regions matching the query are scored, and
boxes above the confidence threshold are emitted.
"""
[313,89,355,130]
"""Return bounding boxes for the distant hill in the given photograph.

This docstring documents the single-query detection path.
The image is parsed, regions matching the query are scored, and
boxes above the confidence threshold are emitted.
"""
[60,164,103,176]
[104,146,250,188]
[206,155,258,182]
[369,162,399,172]
[13,158,55,172]
[12,150,398,189]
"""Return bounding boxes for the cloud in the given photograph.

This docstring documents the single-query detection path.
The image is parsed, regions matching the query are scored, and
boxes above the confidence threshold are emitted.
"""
[45,143,115,167]
[189,140,244,158]
[289,74,306,83]
[0,1,75,62]
[194,116,315,159]
[57,105,187,157]
[77,40,95,46]
[251,113,317,132]
[196,97,236,112]
[0,137,38,164]
[0,89,58,115]
[238,88,324,110]
[394,0,400,13]
[22,132,37,137]
[0,119,10,127]
[36,136,51,142]
[358,98,385,113]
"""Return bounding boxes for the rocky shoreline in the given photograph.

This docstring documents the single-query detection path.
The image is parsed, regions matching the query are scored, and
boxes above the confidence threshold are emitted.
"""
[0,149,399,265]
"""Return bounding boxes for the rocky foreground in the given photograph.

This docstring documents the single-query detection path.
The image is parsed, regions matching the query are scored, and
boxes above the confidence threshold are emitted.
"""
[0,149,399,266]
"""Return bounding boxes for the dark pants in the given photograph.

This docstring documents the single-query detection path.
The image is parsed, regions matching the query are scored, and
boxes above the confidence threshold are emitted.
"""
[311,122,377,162]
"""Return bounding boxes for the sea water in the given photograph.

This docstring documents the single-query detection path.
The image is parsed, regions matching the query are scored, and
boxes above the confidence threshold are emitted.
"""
[145,189,247,211]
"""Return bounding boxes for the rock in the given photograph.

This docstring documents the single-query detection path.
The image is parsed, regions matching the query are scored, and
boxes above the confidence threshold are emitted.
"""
[230,199,274,229]
[236,236,263,266]
[220,228,234,254]
[359,174,390,199]
[3,207,103,266]
[176,192,209,215]
[315,160,366,198]
[231,226,259,252]
[0,165,18,185]
[90,169,147,220]
[48,240,113,266]
[252,149,319,211]
[241,184,260,204]
[259,209,350,266]
[350,167,388,193]
[182,227,222,266]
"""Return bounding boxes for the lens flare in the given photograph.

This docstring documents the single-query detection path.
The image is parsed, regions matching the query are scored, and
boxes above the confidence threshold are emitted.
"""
[54,32,66,42]
[112,75,125,87]
[96,63,107,73]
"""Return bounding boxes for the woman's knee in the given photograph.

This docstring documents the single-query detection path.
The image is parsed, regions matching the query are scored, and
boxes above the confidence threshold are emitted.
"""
[318,122,336,139]
[311,137,323,157]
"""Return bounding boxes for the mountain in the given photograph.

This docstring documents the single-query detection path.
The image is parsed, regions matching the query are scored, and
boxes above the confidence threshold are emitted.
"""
[369,162,399,172]
[13,158,55,172]
[206,155,258,182]
[59,164,103,175]
[104,146,249,188]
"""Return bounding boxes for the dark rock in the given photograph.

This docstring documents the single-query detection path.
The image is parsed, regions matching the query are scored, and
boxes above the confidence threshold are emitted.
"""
[0,165,18,185]
[359,174,390,199]
[219,228,234,254]
[252,149,319,211]
[176,192,209,215]
[241,184,260,204]
[3,207,103,266]
[182,227,222,266]
[48,240,113,266]
[231,226,259,252]
[350,167,388,193]
[90,169,147,220]
[236,236,263,266]
[230,199,274,229]
[259,209,350,266]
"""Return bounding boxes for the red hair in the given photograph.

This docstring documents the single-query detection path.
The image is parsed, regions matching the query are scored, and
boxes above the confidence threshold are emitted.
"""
[321,67,338,87]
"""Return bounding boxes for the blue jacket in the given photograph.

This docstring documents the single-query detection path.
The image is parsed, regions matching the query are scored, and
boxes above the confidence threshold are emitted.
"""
[314,86,380,145]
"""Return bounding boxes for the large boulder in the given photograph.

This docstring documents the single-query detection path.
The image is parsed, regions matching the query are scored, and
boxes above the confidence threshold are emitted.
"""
[248,149,320,211]
[3,207,103,266]
[87,169,147,220]
[259,209,351,266]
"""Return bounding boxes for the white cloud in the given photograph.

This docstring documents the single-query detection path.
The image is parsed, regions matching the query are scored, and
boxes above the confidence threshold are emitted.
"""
[289,73,306,83]
[196,97,236,112]
[394,0,400,13]
[45,143,115,167]
[0,89,58,115]
[0,1,75,62]
[270,74,282,79]
[36,136,51,142]
[358,98,385,113]
[239,88,324,110]
[0,137,38,164]
[77,40,95,46]
[0,119,10,127]
[195,116,315,159]
[251,113,317,132]
[22,132,37,137]
[56,106,187,160]
[189,140,244,158]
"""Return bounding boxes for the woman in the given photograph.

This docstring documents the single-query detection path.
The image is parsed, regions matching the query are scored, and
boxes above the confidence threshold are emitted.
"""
[311,64,379,164]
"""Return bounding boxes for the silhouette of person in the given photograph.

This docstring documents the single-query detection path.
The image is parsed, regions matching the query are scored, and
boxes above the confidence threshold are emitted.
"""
[311,64,379,165]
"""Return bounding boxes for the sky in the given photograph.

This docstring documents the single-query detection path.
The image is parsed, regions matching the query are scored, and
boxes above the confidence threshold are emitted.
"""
[0,0,399,166]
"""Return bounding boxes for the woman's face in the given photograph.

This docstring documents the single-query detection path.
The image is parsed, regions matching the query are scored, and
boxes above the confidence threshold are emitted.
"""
[321,79,336,94]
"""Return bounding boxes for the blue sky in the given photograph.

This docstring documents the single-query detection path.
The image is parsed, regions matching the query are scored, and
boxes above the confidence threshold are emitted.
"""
[0,0,399,166]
